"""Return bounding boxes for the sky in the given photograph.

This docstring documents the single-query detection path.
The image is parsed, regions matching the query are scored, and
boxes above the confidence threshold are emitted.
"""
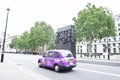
[0,0,120,36]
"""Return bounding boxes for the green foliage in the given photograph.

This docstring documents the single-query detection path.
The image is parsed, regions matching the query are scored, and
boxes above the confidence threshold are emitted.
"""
[73,3,116,55]
[18,31,30,50]
[9,21,55,52]
[29,21,56,50]
[9,36,20,51]
[73,3,116,42]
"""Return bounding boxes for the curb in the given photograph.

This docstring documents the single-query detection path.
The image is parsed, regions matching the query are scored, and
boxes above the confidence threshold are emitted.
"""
[76,58,120,67]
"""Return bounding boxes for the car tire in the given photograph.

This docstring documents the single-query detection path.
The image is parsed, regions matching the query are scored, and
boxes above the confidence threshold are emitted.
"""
[54,65,60,72]
[69,68,73,71]
[38,62,42,68]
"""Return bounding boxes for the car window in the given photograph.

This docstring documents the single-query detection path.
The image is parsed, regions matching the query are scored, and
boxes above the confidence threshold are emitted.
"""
[60,50,73,57]
[48,52,54,57]
[54,52,59,58]
[48,51,59,58]
[43,51,49,57]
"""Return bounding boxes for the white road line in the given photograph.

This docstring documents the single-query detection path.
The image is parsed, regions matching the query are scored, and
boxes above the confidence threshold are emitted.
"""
[75,67,120,77]
[6,61,51,80]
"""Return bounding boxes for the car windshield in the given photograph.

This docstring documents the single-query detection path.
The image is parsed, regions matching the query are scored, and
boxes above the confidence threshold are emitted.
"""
[60,50,73,57]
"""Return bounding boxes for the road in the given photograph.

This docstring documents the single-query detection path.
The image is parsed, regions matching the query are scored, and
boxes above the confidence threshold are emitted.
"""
[4,53,120,80]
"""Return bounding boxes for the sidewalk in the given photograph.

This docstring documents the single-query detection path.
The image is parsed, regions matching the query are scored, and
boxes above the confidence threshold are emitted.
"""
[76,54,120,67]
[0,62,50,80]
[76,54,120,61]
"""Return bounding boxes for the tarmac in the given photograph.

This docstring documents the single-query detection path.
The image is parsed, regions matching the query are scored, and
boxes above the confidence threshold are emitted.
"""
[0,61,50,80]
[0,54,120,80]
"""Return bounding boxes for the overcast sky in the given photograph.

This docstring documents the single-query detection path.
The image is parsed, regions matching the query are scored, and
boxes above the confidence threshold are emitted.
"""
[0,0,120,36]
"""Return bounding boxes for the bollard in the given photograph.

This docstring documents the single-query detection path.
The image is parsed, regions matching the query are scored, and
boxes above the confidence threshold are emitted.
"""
[1,53,4,62]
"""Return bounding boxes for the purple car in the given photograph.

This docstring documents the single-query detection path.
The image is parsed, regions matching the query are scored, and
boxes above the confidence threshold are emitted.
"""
[38,49,76,72]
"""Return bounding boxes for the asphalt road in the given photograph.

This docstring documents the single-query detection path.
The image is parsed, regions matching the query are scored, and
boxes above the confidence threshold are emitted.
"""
[4,53,120,80]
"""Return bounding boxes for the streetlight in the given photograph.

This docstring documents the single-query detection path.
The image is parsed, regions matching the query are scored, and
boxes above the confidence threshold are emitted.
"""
[106,10,113,60]
[106,21,110,60]
[1,8,10,62]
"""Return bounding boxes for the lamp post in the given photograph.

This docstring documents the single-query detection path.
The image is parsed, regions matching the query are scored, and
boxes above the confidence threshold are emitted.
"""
[1,8,10,62]
[106,16,110,60]
[106,21,110,60]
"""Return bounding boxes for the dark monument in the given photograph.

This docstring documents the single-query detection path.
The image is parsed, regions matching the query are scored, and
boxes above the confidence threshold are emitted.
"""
[56,25,76,58]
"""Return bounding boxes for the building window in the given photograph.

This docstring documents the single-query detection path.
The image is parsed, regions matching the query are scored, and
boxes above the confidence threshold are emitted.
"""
[113,43,116,47]
[118,28,120,31]
[94,40,96,43]
[119,33,120,36]
[119,48,120,53]
[108,48,111,53]
[94,45,97,49]
[118,23,120,27]
[94,45,96,47]
[103,44,106,47]
[114,38,116,41]
[108,44,111,47]
[82,42,83,44]
[94,45,97,53]
[113,48,116,53]
[119,43,120,47]
[80,49,82,53]
[104,39,106,42]
[80,46,82,48]
[103,49,106,52]
[103,44,106,52]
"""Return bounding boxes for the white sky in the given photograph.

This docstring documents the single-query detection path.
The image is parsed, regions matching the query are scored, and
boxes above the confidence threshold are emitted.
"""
[0,0,120,36]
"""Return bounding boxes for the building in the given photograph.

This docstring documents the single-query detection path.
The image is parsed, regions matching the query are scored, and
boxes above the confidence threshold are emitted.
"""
[76,14,120,56]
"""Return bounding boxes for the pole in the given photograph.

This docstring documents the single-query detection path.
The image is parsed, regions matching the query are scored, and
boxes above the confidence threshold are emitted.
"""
[106,14,110,60]
[1,8,10,62]
[107,42,110,60]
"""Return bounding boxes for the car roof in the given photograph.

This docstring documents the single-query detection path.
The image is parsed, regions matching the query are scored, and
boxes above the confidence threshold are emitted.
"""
[48,49,71,53]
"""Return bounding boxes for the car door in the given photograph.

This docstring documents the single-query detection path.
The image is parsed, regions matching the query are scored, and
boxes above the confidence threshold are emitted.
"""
[46,51,55,68]
[42,52,49,67]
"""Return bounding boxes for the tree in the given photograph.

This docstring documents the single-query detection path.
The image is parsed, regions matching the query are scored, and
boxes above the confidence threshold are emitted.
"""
[29,21,55,52]
[9,36,20,52]
[9,21,55,54]
[73,3,116,56]
[18,31,30,52]
[44,24,56,50]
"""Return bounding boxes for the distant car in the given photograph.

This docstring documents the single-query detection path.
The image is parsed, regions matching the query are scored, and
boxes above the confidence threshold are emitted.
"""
[38,49,76,72]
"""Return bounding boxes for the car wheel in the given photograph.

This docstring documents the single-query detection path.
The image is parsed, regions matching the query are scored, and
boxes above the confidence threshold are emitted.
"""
[38,62,42,68]
[69,68,73,71]
[54,65,60,72]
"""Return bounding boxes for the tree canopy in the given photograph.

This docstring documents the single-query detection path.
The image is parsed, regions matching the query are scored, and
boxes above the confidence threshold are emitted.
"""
[9,21,55,53]
[73,3,116,55]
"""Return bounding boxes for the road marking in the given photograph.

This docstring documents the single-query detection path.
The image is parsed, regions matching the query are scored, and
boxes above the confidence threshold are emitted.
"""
[75,67,120,77]
[6,61,51,80]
